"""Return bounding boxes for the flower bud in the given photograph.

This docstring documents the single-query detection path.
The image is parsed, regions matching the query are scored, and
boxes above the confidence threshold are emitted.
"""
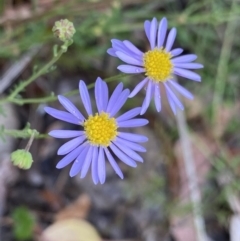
[11,149,33,170]
[52,19,76,42]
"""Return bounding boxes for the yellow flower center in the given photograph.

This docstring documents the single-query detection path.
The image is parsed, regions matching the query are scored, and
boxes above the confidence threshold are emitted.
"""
[83,112,118,146]
[143,48,173,82]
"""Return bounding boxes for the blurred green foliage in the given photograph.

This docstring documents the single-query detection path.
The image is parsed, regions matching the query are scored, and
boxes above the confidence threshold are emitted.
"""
[11,206,35,241]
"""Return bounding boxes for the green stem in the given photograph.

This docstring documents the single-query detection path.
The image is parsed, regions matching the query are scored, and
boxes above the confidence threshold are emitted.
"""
[0,42,71,105]
[8,73,127,105]
[3,129,47,139]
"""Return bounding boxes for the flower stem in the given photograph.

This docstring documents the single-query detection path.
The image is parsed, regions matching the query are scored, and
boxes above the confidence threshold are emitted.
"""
[0,42,72,105]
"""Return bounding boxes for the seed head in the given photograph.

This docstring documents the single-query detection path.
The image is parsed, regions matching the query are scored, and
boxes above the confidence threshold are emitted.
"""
[52,19,76,42]
[11,149,33,170]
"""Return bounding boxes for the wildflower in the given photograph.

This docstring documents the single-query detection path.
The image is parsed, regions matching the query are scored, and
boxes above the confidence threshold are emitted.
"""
[107,17,203,114]
[52,19,76,42]
[44,78,148,184]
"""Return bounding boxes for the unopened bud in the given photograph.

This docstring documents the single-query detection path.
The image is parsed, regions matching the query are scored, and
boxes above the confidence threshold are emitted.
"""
[52,19,76,42]
[11,150,33,170]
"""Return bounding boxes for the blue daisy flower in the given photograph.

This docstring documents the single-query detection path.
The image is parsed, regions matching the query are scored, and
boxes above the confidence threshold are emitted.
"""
[107,17,203,115]
[44,77,148,184]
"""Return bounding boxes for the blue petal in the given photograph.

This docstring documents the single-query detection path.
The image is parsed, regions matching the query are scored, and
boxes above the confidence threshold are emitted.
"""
[113,140,143,162]
[107,82,123,113]
[140,80,153,115]
[154,84,161,112]
[56,145,84,169]
[57,135,86,155]
[117,65,145,74]
[168,80,194,100]
[58,95,85,121]
[110,89,130,117]
[118,132,148,143]
[102,80,109,111]
[170,48,183,57]
[104,147,124,179]
[115,137,146,152]
[174,68,201,82]
[129,78,148,98]
[172,54,197,63]
[110,143,137,167]
[107,48,117,57]
[95,77,104,113]
[158,17,167,48]
[44,107,80,125]
[123,40,143,56]
[48,130,84,138]
[117,119,149,128]
[165,28,177,52]
[116,51,143,66]
[91,147,99,184]
[144,20,151,43]
[173,63,203,69]
[164,82,184,110]
[165,85,176,115]
[150,18,157,49]
[69,145,89,177]
[80,146,94,178]
[79,80,92,115]
[98,147,106,184]
[112,39,141,60]
[116,107,141,122]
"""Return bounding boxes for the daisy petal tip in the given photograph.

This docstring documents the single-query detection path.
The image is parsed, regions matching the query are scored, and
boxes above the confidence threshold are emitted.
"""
[93,179,99,185]
[100,179,105,185]
[79,80,86,88]
[44,106,50,113]
[197,77,201,82]
[48,130,53,136]
[96,77,103,82]
[189,95,194,100]
[119,173,124,179]
[56,163,63,169]
[128,92,134,98]
[69,172,75,178]
[140,108,146,115]
[138,159,144,163]
[132,163,137,168]
[57,149,64,155]
[117,66,123,72]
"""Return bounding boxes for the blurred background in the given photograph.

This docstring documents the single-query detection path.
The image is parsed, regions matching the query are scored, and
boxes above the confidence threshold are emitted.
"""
[0,0,240,241]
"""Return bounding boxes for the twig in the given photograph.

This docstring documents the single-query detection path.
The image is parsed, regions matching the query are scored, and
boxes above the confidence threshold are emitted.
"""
[175,109,209,241]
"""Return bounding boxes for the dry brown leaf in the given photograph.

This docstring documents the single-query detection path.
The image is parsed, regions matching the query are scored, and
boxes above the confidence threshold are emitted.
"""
[55,194,91,221]
[40,219,101,241]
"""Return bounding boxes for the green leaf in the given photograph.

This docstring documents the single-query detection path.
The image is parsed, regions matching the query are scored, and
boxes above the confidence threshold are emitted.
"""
[12,206,35,241]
